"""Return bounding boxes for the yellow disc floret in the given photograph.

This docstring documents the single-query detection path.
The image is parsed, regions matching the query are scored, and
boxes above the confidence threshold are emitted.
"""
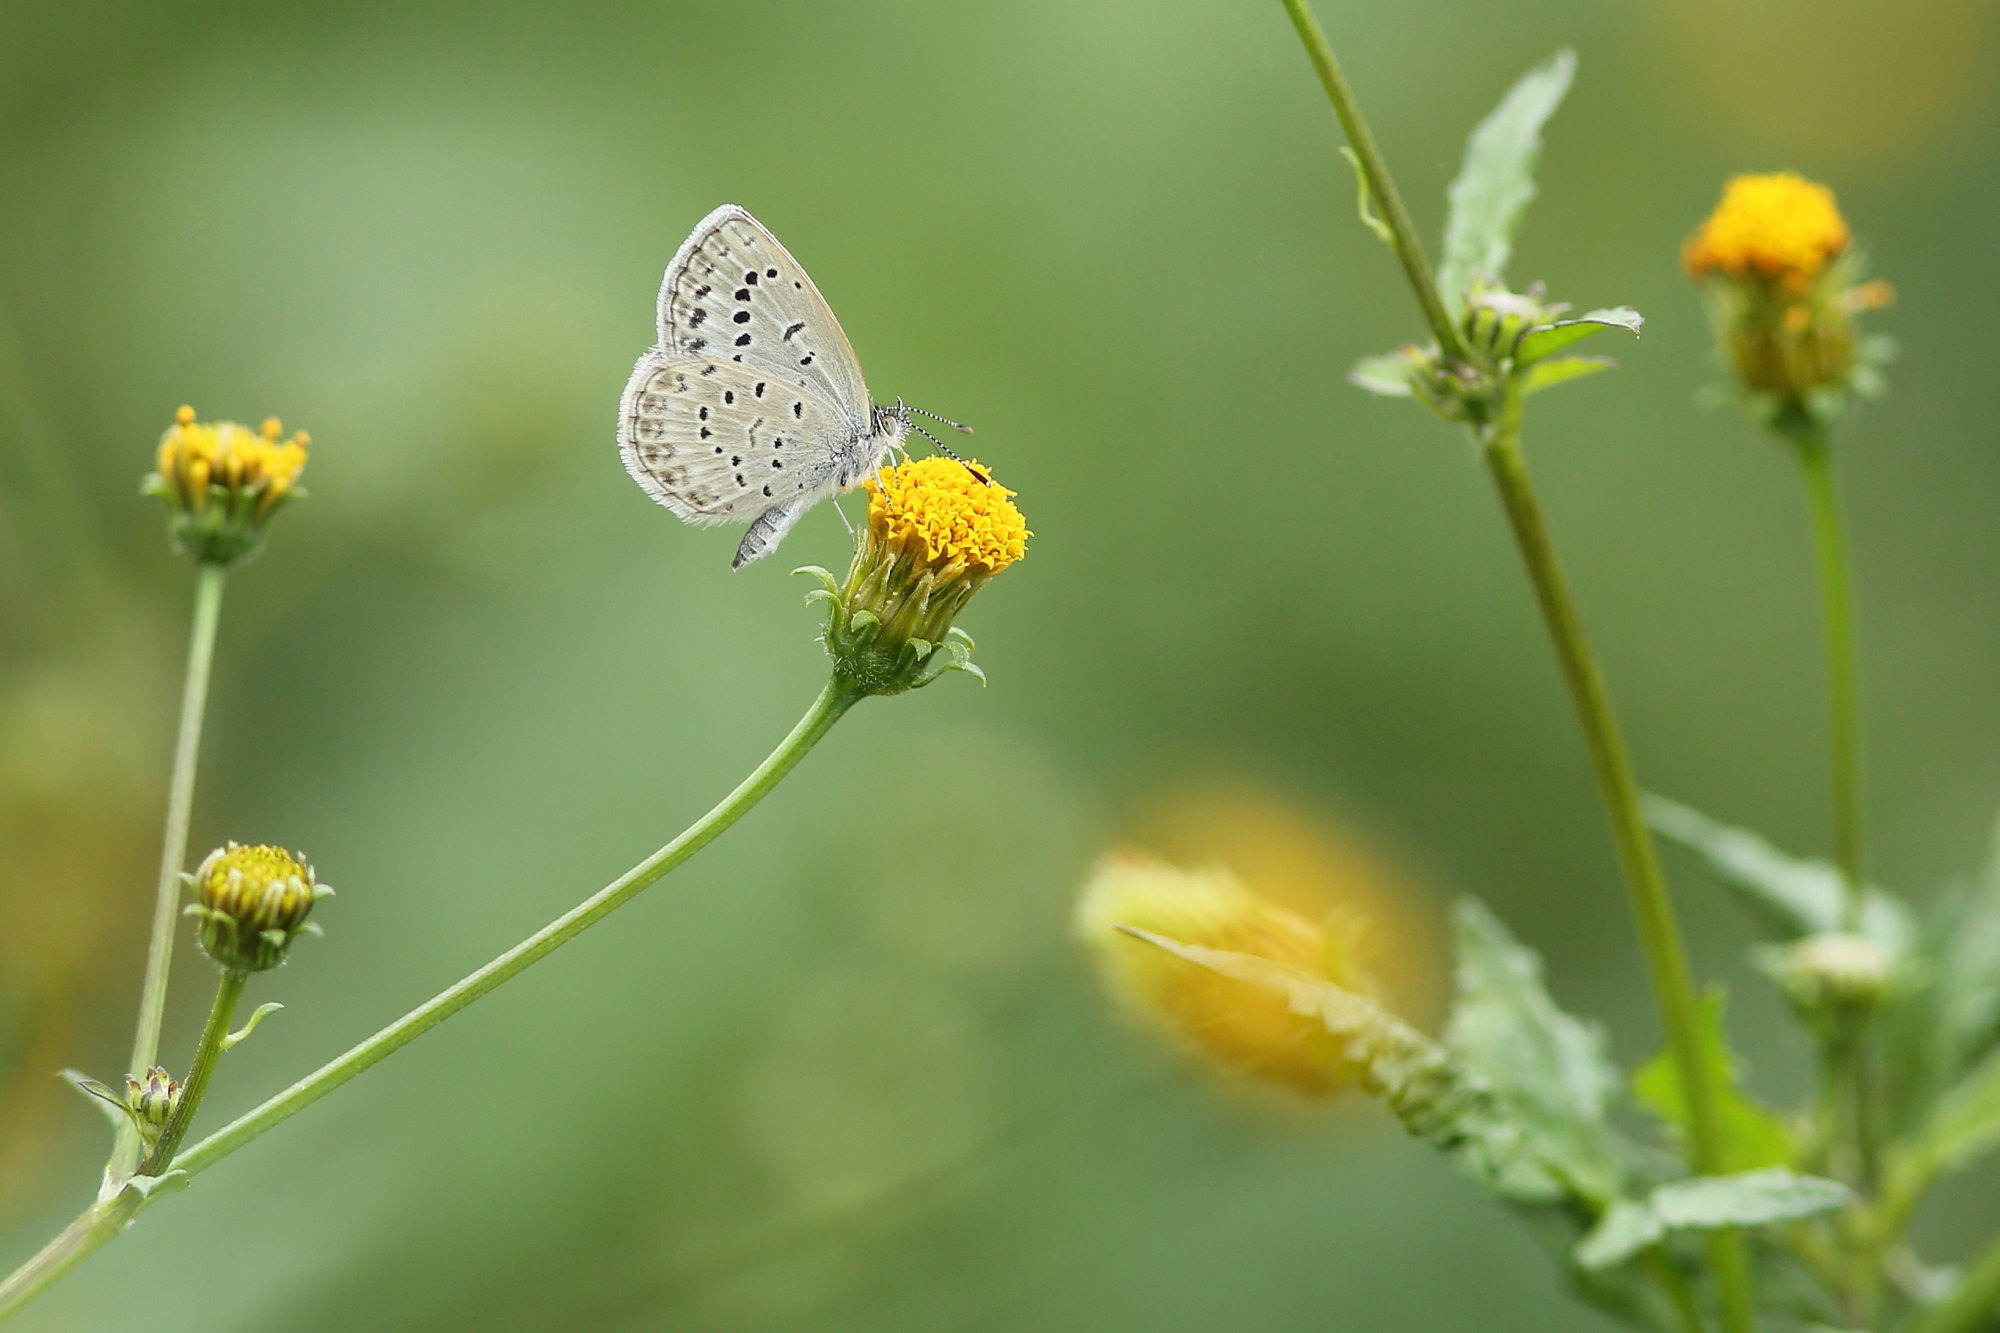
[1684,172,1850,288]
[863,456,1029,578]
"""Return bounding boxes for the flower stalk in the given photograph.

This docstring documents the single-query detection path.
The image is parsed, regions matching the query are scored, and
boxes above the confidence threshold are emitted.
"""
[113,562,226,1183]
[138,970,245,1173]
[1276,6,1756,1326]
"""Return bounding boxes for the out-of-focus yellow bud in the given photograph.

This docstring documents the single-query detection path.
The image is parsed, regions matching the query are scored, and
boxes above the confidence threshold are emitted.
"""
[1684,173,1890,421]
[1075,851,1381,1095]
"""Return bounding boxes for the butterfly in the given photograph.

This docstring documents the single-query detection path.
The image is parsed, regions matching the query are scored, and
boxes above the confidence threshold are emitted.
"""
[618,204,964,569]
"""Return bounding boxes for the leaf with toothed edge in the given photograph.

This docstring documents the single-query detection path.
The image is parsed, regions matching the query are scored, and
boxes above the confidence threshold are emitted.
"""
[1438,50,1577,307]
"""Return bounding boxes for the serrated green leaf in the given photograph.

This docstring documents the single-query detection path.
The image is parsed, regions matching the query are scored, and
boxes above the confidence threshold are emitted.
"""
[1887,1041,2000,1224]
[1645,795,1914,956]
[1445,899,1626,1204]
[1437,49,1576,307]
[1633,991,1794,1172]
[1517,307,1644,364]
[1349,352,1415,397]
[1522,356,1615,396]
[1576,1170,1850,1270]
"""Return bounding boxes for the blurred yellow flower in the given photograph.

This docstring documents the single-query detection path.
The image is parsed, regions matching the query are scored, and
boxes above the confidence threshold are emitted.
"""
[1076,852,1379,1096]
[1684,174,1889,417]
[146,405,311,565]
[1684,172,1849,290]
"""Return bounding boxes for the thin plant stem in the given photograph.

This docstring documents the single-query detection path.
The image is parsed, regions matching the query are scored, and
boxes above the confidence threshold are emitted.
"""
[0,677,861,1322]
[1268,3,1758,1323]
[1482,388,1758,1333]
[1276,0,1468,364]
[140,970,246,1173]
[112,563,227,1181]
[1644,1247,1712,1333]
[1786,422,1865,929]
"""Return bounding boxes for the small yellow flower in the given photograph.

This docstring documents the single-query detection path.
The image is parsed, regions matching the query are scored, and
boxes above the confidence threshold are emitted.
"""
[1684,173,1888,418]
[1076,851,1379,1096]
[1684,172,1850,290]
[146,405,311,565]
[805,457,1028,696]
[185,842,331,974]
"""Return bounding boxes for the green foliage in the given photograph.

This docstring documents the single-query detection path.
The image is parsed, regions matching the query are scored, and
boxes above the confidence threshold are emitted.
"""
[1444,899,1629,1206]
[1522,356,1615,397]
[1437,49,1576,307]
[1576,1170,1851,1272]
[1516,307,1644,364]
[1348,350,1417,397]
[1645,796,1914,954]
[1633,992,1795,1173]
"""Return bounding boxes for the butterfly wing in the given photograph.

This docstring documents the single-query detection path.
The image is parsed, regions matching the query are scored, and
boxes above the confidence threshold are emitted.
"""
[618,349,875,538]
[655,204,872,427]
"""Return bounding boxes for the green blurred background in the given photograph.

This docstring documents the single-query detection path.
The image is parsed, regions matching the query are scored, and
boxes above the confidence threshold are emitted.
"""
[4,1,1999,1328]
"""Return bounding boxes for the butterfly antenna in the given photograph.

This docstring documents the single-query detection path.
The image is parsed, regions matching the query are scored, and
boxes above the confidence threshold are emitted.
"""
[908,405,974,435]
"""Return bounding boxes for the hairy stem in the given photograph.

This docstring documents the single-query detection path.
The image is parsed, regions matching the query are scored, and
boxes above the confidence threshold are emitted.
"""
[141,970,246,1173]
[1482,387,1757,1333]
[113,563,227,1181]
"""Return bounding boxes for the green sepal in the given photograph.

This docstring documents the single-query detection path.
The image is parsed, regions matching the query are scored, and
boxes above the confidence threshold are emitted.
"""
[1575,1169,1850,1271]
[1437,49,1576,306]
[1337,146,1395,247]
[1522,357,1616,397]
[60,1070,137,1130]
[223,1002,285,1051]
[1516,307,1644,364]
[1633,991,1794,1172]
[1349,351,1417,398]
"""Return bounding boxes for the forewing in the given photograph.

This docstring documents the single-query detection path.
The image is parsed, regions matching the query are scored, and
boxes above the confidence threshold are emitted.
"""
[619,350,860,526]
[656,204,871,426]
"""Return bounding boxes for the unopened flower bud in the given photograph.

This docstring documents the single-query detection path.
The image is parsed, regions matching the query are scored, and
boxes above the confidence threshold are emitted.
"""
[124,1066,182,1153]
[144,405,311,565]
[1777,932,1893,1018]
[185,842,331,973]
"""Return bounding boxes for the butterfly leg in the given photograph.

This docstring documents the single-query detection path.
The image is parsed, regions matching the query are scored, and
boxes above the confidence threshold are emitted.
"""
[732,497,810,570]
[831,495,856,537]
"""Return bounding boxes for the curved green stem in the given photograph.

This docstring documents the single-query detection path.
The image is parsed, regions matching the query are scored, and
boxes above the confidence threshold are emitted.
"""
[141,970,245,1173]
[1482,386,1758,1333]
[115,564,227,1179]
[0,678,860,1323]
[1277,0,1468,364]
[175,677,860,1174]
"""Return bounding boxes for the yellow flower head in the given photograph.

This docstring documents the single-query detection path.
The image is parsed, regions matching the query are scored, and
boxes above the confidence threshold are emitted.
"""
[147,405,312,565]
[1076,852,1379,1096]
[809,457,1028,696]
[187,841,331,973]
[1684,172,1850,289]
[864,456,1029,579]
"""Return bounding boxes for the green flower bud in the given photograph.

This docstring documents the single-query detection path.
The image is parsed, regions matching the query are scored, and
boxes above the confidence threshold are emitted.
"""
[124,1066,182,1154]
[185,842,331,974]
